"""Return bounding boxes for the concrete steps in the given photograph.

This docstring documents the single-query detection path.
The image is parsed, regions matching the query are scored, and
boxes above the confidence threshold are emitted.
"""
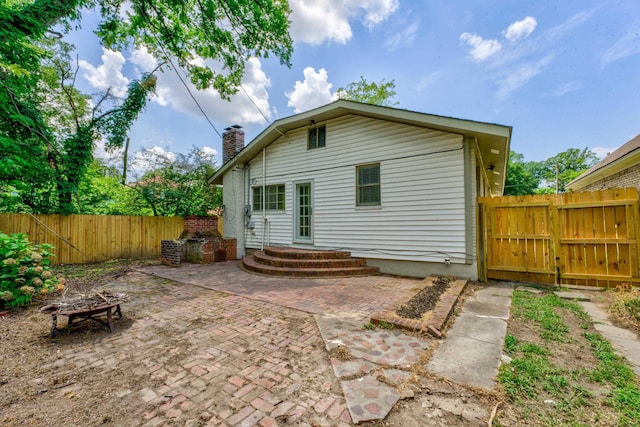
[242,247,379,277]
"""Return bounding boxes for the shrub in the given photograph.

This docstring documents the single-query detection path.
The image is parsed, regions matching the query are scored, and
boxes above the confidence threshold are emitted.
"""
[0,232,62,308]
[610,288,640,334]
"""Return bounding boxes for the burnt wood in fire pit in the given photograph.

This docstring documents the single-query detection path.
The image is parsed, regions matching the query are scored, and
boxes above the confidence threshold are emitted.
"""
[41,291,128,337]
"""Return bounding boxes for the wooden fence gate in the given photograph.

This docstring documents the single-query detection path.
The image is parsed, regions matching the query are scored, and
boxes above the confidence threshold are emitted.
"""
[477,188,640,287]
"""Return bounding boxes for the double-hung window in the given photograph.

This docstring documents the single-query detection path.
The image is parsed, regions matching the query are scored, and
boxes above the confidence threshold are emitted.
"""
[308,125,326,150]
[356,163,381,206]
[253,185,285,211]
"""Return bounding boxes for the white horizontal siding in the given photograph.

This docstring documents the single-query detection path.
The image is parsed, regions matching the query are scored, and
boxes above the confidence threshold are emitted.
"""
[243,115,469,263]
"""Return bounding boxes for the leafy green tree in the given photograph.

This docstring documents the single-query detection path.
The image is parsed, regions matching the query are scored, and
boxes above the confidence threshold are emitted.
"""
[0,36,157,213]
[504,151,540,195]
[534,148,598,193]
[74,159,147,215]
[2,0,292,98]
[129,147,221,216]
[335,76,398,106]
[1,0,292,214]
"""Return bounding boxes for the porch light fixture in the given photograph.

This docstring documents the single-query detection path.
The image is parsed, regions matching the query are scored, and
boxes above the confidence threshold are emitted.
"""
[309,119,316,126]
[487,164,495,172]
[491,148,500,154]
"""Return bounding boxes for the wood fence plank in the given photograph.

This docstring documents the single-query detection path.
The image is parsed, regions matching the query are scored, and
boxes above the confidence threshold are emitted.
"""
[0,214,187,264]
[479,187,640,287]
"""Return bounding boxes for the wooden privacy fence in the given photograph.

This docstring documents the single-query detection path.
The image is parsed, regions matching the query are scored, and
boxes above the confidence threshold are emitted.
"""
[0,214,184,264]
[478,188,640,288]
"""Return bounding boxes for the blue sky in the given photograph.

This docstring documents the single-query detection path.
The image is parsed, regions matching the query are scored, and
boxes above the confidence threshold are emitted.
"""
[65,0,640,167]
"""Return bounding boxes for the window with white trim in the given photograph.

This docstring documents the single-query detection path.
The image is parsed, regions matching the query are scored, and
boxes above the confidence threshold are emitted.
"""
[253,185,285,211]
[356,163,380,206]
[308,125,326,149]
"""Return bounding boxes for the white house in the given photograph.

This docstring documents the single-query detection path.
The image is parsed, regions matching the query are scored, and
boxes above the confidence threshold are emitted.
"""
[209,100,511,280]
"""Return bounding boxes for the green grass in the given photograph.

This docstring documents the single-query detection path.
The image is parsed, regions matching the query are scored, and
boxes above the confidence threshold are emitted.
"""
[499,290,640,426]
[512,290,588,342]
[376,320,395,329]
[584,332,640,426]
[362,320,395,330]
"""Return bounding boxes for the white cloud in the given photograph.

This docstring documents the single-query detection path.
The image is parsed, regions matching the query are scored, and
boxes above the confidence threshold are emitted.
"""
[591,146,619,159]
[460,16,539,63]
[460,12,595,98]
[602,29,640,66]
[358,0,400,29]
[416,70,444,92]
[130,46,158,72]
[460,32,502,61]
[79,48,130,98]
[289,0,398,45]
[552,81,582,96]
[503,16,537,42]
[201,146,218,159]
[497,55,553,98]
[131,146,178,174]
[286,67,335,113]
[386,20,418,50]
[151,57,273,125]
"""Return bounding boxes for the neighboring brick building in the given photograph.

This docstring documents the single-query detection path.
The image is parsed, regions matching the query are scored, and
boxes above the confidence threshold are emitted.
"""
[567,133,640,192]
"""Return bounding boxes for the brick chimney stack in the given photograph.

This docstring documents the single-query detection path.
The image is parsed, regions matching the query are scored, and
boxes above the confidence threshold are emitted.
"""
[222,125,245,163]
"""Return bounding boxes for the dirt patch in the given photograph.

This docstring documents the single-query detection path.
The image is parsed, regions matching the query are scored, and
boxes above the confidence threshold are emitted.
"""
[396,277,451,319]
[0,264,347,426]
[496,289,628,426]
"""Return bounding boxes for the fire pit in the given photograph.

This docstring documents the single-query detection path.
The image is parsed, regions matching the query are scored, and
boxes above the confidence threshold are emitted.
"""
[41,291,129,337]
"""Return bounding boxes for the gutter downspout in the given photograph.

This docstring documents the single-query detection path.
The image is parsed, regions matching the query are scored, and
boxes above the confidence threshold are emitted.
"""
[261,147,266,250]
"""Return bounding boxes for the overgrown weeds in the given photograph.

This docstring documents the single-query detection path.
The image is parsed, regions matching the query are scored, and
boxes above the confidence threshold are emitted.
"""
[608,286,640,335]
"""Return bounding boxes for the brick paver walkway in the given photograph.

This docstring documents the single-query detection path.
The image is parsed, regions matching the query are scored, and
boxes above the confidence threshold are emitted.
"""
[37,272,352,426]
[6,264,430,426]
[141,262,427,320]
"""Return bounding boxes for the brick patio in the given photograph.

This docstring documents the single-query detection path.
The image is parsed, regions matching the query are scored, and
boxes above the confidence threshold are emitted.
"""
[13,262,428,426]
[141,261,427,320]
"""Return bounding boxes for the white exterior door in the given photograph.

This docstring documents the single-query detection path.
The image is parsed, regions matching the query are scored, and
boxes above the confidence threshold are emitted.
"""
[294,181,313,243]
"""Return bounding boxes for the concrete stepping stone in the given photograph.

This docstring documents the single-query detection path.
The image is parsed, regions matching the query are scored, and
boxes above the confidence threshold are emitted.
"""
[330,358,376,378]
[316,316,430,368]
[580,301,640,376]
[380,368,412,385]
[554,291,591,301]
[316,315,431,423]
[341,375,400,423]
[425,286,512,391]
[517,286,544,294]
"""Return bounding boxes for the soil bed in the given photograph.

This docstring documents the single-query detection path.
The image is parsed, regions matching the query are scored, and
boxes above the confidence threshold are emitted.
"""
[395,276,451,319]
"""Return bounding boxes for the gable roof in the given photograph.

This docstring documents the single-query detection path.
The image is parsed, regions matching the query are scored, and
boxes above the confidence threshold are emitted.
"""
[566,133,640,191]
[209,100,512,194]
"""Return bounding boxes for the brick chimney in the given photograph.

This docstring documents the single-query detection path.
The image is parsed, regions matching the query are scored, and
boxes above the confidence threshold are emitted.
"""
[222,125,245,163]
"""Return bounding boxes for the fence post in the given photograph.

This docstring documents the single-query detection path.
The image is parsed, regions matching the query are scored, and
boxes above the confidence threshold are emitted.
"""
[477,198,487,282]
[550,194,561,285]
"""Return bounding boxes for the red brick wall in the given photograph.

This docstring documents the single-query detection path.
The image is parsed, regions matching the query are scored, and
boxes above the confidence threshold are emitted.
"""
[223,239,238,261]
[222,127,245,163]
[183,216,219,236]
[164,216,236,264]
